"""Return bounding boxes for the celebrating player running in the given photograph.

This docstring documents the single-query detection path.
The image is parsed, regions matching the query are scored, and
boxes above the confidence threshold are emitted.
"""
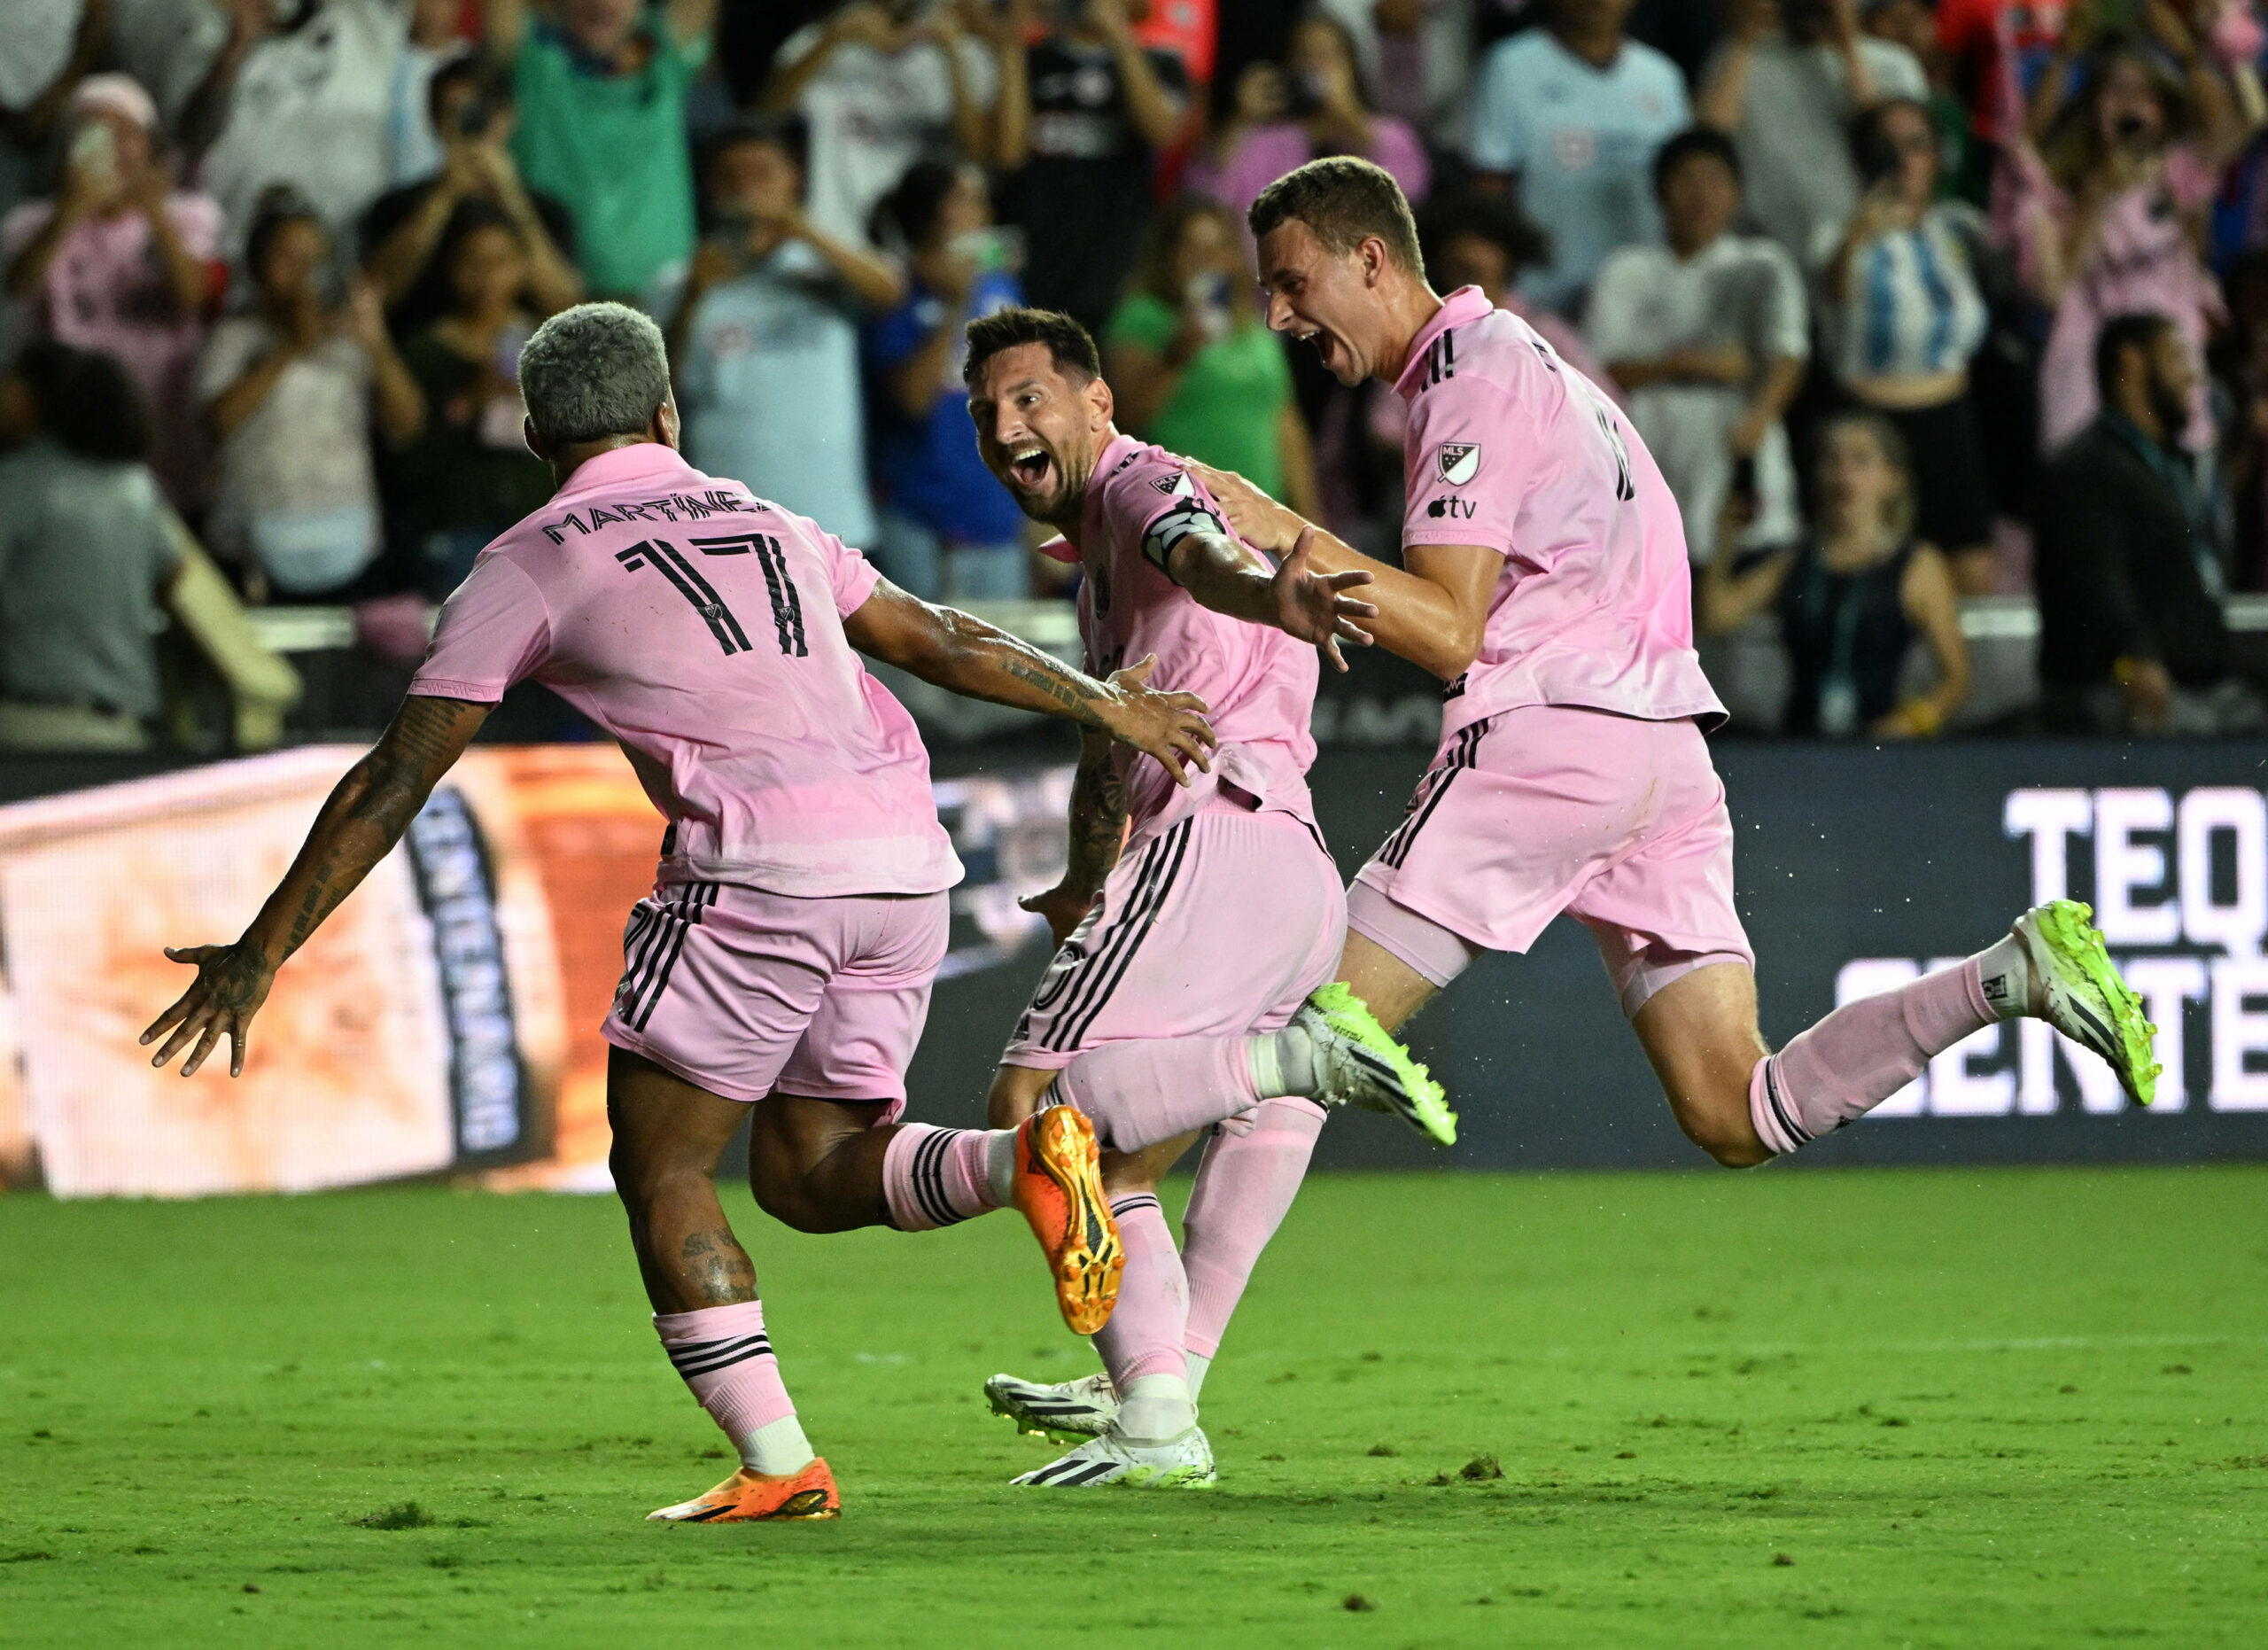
[140,302,1237,1525]
[958,306,1445,1488]
[1191,156,2158,1163]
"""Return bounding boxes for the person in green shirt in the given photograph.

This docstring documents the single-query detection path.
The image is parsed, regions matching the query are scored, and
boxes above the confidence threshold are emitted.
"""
[479,0,718,302]
[1102,195,1320,518]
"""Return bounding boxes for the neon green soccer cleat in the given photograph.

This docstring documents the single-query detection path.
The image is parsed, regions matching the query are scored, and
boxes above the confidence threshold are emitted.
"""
[2014,899,2162,1107]
[1299,981,1456,1146]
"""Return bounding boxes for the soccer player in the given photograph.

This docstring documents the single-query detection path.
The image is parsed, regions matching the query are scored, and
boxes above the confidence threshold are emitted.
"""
[138,302,1246,1524]
[959,306,1447,1488]
[992,155,2162,1445]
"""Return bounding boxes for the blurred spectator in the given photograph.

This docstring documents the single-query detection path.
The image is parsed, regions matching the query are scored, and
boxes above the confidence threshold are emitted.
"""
[995,0,1192,336]
[3,74,221,514]
[1588,128,1807,565]
[0,339,183,751]
[389,0,470,189]
[0,0,104,223]
[1818,97,1994,588]
[198,195,422,599]
[866,159,1031,600]
[2035,312,2263,735]
[2010,24,2257,456]
[1315,0,1481,135]
[1860,0,1980,201]
[1699,0,1929,269]
[762,2,998,249]
[1186,12,1430,245]
[665,121,901,545]
[1465,0,1689,314]
[388,203,557,597]
[482,0,719,302]
[1104,195,1321,516]
[1936,0,2066,152]
[186,0,413,251]
[361,55,581,336]
[1701,409,1971,738]
[1418,186,1612,386]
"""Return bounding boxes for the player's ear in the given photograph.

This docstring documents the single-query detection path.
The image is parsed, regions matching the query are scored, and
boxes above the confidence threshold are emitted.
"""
[655,394,682,453]
[1087,372,1115,432]
[523,416,549,463]
[1359,235,1387,289]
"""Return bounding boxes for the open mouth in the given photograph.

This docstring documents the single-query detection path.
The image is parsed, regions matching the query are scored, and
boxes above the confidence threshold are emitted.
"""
[1296,325,1337,370]
[1008,444,1056,494]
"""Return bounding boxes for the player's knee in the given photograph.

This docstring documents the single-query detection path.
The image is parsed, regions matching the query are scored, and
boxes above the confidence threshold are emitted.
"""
[1678,1109,1771,1170]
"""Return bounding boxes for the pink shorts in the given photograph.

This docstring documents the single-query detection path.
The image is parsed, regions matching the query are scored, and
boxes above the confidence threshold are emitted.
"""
[602,880,950,1109]
[1349,705,1753,1018]
[1002,800,1347,1070]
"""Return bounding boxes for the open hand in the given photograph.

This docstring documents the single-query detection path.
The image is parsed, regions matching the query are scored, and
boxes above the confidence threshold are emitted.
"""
[1271,525,1376,671]
[1099,654,1216,785]
[1181,458,1305,555]
[1018,881,1099,946]
[140,941,276,1078]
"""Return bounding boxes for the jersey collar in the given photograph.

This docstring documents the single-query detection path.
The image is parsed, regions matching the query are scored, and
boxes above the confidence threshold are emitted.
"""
[1393,285,1493,401]
[552,441,699,503]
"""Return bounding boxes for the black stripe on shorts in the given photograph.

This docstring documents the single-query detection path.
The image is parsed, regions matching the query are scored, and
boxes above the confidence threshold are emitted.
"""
[1044,818,1193,1053]
[1377,720,1489,869]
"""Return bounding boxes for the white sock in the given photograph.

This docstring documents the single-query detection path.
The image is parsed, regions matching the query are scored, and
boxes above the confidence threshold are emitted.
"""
[1977,934,2033,1021]
[1115,1373,1195,1442]
[985,1129,1018,1207]
[1182,1351,1211,1403]
[1247,1027,1317,1099]
[737,1413,815,1475]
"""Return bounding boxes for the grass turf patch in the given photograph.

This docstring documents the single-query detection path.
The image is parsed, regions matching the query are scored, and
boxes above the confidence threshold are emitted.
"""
[2,1167,2264,1646]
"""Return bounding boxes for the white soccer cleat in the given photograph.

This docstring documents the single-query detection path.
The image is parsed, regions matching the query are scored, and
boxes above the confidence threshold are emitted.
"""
[986,1369,1120,1441]
[1010,1424,1216,1489]
[2012,899,2161,1107]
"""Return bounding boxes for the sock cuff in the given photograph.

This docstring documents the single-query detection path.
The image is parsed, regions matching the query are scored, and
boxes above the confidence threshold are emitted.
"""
[653,1299,765,1344]
[1746,1055,1806,1156]
[1109,1192,1163,1218]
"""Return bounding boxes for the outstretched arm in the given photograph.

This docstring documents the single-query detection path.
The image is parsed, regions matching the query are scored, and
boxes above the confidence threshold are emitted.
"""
[842,579,1216,780]
[1019,727,1129,945]
[140,695,492,1076]
[1183,460,1499,681]
[1162,525,1376,671]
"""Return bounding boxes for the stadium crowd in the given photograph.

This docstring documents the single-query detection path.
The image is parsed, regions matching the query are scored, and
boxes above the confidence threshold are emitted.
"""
[3,0,2265,748]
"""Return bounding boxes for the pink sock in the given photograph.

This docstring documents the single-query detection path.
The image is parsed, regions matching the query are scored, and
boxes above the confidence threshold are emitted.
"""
[1751,957,1995,1153]
[654,1300,795,1444]
[1091,1193,1187,1388]
[1056,1036,1264,1153]
[1179,1097,1324,1358]
[882,1124,998,1231]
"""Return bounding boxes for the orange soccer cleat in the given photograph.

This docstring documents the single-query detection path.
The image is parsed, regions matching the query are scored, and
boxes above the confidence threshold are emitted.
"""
[1013,1105,1124,1335]
[646,1458,841,1523]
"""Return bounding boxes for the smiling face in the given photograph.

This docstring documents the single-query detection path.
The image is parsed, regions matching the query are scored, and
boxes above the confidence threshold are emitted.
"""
[1818,420,1906,533]
[2096,56,2168,152]
[1255,217,1396,385]
[967,341,1115,526]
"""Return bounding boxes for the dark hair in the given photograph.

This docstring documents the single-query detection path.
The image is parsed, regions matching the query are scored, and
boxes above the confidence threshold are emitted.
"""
[2094,311,2176,400]
[1415,188,1551,286]
[1816,409,1915,538]
[1130,194,1247,306]
[2040,44,2194,191]
[245,187,325,287]
[874,159,962,253]
[13,339,153,463]
[1288,9,1374,112]
[1847,97,1935,186]
[1653,126,1742,196]
[426,52,512,125]
[437,199,524,309]
[705,115,805,188]
[962,306,1100,390]
[1248,155,1424,276]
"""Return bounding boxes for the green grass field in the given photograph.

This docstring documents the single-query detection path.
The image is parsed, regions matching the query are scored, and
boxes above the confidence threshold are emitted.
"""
[4,1167,2265,1647]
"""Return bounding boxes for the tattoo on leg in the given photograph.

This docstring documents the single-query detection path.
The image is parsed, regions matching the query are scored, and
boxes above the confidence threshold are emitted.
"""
[680,1226,756,1305]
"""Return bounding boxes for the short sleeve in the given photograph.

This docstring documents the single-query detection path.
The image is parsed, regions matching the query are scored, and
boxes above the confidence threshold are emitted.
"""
[195,319,265,406]
[1759,242,1810,361]
[166,192,222,260]
[1465,44,1530,172]
[408,553,553,702]
[1868,42,1929,101]
[1582,251,1650,364]
[815,526,883,618]
[1402,375,1529,557]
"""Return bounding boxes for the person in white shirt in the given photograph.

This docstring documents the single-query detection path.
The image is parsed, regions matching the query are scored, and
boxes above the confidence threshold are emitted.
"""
[1588,128,1808,565]
[760,1,996,249]
[1697,0,1929,269]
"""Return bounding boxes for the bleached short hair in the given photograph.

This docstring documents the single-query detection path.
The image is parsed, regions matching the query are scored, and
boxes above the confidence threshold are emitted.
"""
[517,302,671,448]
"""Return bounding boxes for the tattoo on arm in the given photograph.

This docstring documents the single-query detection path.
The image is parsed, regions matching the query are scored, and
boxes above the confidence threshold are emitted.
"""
[1001,652,1107,722]
[1064,738,1130,895]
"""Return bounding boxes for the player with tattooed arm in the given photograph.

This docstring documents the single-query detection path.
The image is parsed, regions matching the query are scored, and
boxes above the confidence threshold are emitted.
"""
[959,307,1447,1488]
[141,303,1232,1524]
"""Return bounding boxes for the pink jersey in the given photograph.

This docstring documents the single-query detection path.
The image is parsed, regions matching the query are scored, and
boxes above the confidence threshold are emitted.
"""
[1397,285,1723,737]
[1039,432,1320,846]
[410,442,962,898]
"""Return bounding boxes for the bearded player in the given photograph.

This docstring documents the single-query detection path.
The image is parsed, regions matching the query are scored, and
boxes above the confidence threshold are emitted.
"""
[140,302,1253,1524]
[958,306,1449,1489]
[987,156,2161,1444]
